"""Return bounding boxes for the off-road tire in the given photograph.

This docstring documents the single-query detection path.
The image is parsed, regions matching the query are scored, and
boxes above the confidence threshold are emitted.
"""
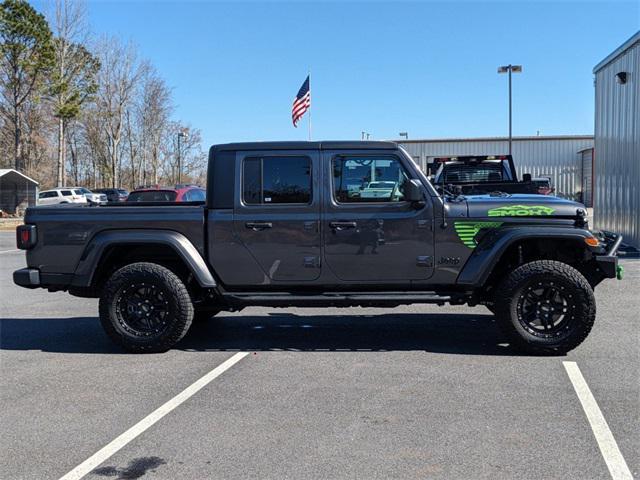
[494,260,596,355]
[99,262,194,353]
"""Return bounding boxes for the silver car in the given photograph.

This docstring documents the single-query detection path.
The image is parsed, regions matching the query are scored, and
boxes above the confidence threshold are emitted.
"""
[72,187,108,204]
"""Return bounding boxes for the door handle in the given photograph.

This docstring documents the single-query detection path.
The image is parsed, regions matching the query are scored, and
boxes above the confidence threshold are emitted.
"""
[329,221,357,230]
[245,222,273,231]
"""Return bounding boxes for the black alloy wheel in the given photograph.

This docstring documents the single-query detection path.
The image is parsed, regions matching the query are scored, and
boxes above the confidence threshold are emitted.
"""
[115,282,172,338]
[516,281,574,338]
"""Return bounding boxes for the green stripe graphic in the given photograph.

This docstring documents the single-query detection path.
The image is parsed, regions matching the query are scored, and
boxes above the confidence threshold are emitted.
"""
[454,221,503,248]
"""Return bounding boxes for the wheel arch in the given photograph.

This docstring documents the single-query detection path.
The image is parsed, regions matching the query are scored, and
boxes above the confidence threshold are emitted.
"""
[72,230,217,290]
[457,227,595,289]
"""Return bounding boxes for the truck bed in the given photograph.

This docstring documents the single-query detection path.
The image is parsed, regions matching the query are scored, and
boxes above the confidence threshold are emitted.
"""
[23,204,205,276]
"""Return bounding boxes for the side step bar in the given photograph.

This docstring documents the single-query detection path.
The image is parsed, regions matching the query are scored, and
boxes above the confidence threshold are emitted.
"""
[222,292,456,308]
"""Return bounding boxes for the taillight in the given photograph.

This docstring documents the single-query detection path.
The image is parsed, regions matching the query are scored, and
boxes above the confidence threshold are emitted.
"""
[16,224,37,250]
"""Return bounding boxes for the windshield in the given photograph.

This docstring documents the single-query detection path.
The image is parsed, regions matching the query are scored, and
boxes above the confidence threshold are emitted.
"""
[127,190,177,202]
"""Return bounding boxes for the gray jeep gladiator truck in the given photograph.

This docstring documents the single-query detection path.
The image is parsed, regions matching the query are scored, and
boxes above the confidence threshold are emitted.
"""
[14,141,622,354]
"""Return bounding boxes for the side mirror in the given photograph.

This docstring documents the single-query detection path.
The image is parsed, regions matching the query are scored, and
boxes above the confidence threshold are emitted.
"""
[404,179,425,204]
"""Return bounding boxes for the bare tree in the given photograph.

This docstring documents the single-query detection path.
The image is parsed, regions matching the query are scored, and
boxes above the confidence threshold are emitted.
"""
[94,37,146,187]
[82,103,107,187]
[136,68,172,185]
[161,122,206,185]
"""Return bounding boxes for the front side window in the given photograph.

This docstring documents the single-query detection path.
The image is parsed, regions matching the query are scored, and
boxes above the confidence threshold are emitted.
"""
[243,156,311,205]
[61,190,73,196]
[332,156,410,203]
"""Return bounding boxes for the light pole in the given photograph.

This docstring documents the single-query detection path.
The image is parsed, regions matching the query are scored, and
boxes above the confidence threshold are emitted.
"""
[361,131,370,140]
[177,131,188,184]
[399,132,408,140]
[497,64,522,155]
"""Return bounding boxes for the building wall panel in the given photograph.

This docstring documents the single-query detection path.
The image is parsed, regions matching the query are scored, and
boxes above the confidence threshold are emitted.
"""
[594,35,639,248]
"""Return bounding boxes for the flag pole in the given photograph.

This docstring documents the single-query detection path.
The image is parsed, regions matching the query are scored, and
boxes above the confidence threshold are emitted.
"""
[308,71,312,141]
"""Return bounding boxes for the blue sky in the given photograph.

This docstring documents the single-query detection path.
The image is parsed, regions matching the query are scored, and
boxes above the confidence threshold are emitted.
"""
[36,1,639,145]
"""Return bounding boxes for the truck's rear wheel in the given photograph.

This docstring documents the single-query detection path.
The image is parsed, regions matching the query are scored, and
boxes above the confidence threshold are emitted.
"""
[494,260,596,355]
[99,262,194,353]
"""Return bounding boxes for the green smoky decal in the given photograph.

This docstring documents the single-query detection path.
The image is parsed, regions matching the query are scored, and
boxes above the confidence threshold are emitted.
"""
[487,205,555,217]
[454,221,503,249]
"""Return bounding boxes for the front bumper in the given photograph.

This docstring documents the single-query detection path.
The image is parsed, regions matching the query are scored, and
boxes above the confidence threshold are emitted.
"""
[13,268,40,288]
[595,234,623,279]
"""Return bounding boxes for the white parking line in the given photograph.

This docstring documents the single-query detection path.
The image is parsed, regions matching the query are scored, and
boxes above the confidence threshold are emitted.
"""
[0,249,19,254]
[563,361,633,480]
[59,352,249,480]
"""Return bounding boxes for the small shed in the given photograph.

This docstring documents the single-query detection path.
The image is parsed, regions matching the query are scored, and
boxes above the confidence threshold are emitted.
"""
[0,169,39,216]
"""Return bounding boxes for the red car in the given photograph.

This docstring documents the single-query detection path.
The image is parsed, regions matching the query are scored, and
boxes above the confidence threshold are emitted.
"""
[126,185,206,202]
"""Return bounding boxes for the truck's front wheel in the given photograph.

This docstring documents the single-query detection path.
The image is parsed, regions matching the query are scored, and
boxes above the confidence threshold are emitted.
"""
[99,262,194,353]
[494,260,596,355]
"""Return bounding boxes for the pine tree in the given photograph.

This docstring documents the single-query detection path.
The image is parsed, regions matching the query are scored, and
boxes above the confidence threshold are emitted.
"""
[0,0,54,171]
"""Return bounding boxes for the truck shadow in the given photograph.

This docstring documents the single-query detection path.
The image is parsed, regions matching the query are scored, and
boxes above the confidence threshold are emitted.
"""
[0,312,520,356]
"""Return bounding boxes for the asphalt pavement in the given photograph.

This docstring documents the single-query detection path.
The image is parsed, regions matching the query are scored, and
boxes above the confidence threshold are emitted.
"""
[0,231,638,479]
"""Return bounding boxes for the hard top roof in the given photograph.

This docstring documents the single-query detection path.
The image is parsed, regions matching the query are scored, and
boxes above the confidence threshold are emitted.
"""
[212,140,398,152]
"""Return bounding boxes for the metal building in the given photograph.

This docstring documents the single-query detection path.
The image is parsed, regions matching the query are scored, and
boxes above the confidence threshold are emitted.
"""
[398,135,594,200]
[593,31,640,248]
[0,169,39,215]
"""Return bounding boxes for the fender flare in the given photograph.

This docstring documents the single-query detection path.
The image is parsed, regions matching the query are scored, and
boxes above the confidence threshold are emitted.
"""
[72,230,217,288]
[456,227,592,287]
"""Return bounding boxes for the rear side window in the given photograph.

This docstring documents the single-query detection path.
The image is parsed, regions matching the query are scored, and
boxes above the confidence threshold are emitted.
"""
[243,156,311,205]
[127,191,178,202]
[61,190,73,196]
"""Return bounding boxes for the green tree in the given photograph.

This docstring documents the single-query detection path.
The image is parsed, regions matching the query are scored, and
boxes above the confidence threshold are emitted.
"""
[0,0,54,171]
[49,0,99,186]
[50,39,99,186]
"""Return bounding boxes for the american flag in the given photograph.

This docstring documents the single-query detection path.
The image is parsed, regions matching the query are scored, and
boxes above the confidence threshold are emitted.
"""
[292,75,310,127]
